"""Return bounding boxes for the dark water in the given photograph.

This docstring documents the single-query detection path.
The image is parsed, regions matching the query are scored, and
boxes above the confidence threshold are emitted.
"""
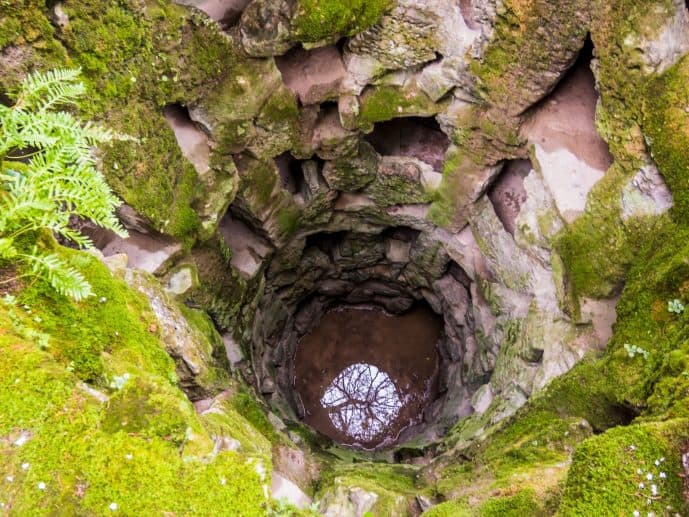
[294,305,441,449]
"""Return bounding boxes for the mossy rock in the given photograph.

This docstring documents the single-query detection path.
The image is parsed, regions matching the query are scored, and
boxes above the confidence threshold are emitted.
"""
[643,53,689,225]
[357,84,444,131]
[291,0,393,44]
[0,248,272,515]
[558,420,689,516]
[423,490,545,517]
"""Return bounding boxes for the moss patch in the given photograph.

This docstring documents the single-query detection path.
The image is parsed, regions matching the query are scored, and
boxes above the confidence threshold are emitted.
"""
[292,0,392,43]
[558,420,689,516]
[643,53,689,225]
[357,85,443,131]
[0,248,273,515]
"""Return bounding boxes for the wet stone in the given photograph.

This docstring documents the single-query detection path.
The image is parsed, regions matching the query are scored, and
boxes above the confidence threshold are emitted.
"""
[293,305,442,449]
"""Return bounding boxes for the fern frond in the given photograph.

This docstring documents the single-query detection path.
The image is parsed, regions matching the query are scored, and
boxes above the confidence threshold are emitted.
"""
[1,67,136,300]
[16,68,83,111]
[26,251,93,301]
[55,226,94,249]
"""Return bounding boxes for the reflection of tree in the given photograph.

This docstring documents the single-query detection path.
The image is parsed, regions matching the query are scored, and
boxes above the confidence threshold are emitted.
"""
[321,363,401,443]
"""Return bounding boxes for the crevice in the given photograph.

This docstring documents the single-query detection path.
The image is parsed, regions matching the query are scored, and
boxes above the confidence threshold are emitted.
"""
[275,152,306,196]
[275,45,346,106]
[163,103,211,175]
[590,403,640,434]
[218,210,273,279]
[193,0,251,29]
[364,117,450,172]
[488,159,532,236]
[520,34,595,118]
[459,0,479,30]
[304,231,348,258]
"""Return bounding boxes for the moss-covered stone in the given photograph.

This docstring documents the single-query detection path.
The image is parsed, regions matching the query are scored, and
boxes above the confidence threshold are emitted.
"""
[558,420,689,516]
[317,463,417,516]
[554,0,681,300]
[0,247,272,516]
[365,158,434,207]
[291,0,393,44]
[643,53,689,224]
[356,84,444,131]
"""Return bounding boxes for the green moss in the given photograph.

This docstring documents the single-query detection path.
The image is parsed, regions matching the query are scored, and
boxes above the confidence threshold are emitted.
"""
[186,243,249,331]
[318,463,416,516]
[424,490,546,516]
[231,391,281,444]
[276,205,303,238]
[357,85,442,130]
[366,166,433,207]
[643,54,689,224]
[479,490,543,516]
[292,0,392,43]
[177,303,232,392]
[102,375,192,445]
[558,420,689,516]
[427,149,465,227]
[554,163,667,300]
[591,0,675,163]
[0,1,67,87]
[0,250,271,515]
[472,0,589,111]
[15,247,175,383]
[200,399,273,458]
[422,500,472,517]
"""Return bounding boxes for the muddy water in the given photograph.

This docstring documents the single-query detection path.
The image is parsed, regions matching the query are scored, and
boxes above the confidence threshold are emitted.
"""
[294,305,442,449]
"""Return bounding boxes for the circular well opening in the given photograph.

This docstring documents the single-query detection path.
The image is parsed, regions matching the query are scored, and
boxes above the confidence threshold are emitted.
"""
[293,303,442,449]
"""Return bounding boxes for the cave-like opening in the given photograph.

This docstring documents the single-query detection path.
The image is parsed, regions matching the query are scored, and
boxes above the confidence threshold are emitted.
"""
[488,159,532,236]
[364,116,450,172]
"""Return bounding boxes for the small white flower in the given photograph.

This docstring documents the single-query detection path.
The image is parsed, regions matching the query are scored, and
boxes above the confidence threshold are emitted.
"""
[37,482,46,490]
[651,484,658,496]
[633,511,640,517]
[639,482,645,489]
[646,473,653,480]
[220,478,226,486]
[13,435,29,447]
[647,513,655,517]
[6,476,13,482]
[630,445,637,451]
[655,459,660,466]
[99,297,107,304]
[0,502,4,508]
[109,502,118,511]
[124,454,133,460]
[21,462,29,470]
[637,468,643,474]
[659,472,666,479]
[660,457,665,462]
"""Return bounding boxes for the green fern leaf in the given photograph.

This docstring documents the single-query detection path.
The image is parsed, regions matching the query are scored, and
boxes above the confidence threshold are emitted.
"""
[27,252,93,301]
[0,68,135,299]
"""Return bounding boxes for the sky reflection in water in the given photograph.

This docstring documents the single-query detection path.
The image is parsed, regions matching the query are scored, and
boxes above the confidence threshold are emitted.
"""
[320,363,402,443]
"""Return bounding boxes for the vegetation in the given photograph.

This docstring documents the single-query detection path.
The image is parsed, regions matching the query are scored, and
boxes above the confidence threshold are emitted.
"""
[0,248,271,515]
[292,0,392,43]
[3,1,689,516]
[0,68,129,300]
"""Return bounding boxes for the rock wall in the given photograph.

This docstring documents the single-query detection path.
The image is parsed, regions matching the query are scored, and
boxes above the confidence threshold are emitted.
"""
[4,0,689,515]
